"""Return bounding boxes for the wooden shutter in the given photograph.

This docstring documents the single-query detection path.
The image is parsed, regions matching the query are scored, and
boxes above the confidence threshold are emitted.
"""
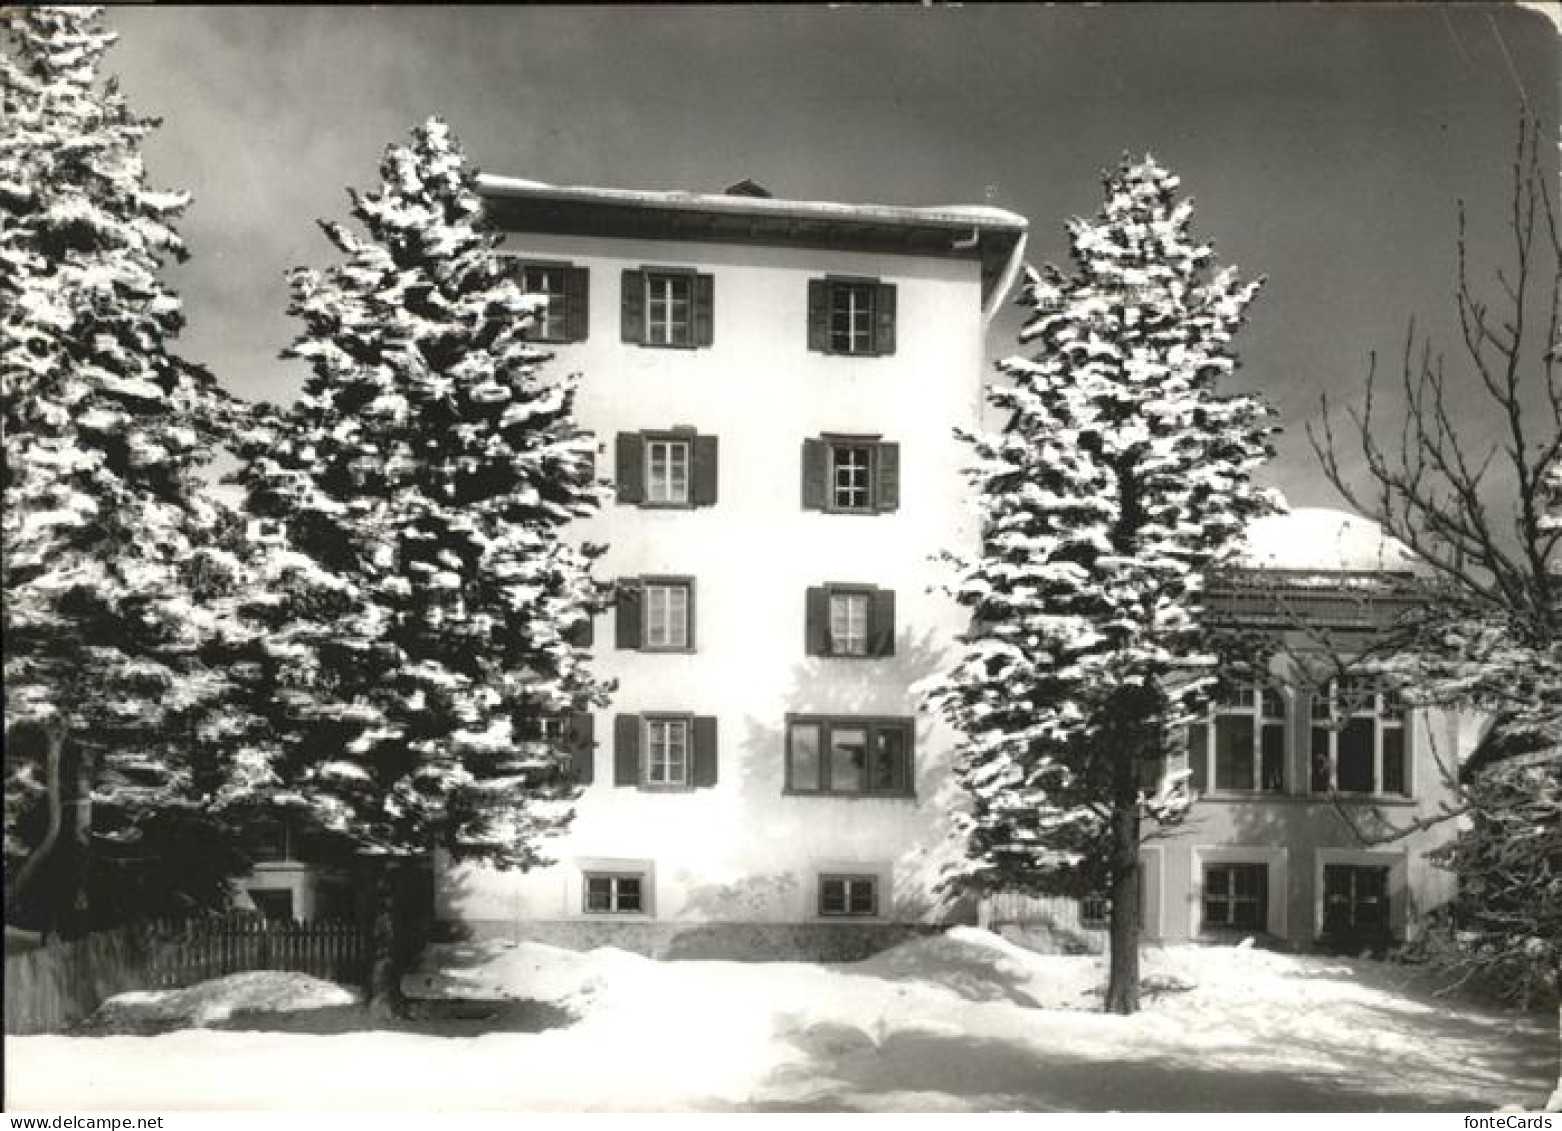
[615,580,643,649]
[692,273,714,347]
[875,442,900,511]
[801,438,827,510]
[564,267,590,342]
[805,587,830,655]
[1189,724,1208,793]
[621,269,645,343]
[615,432,644,504]
[874,282,897,355]
[568,711,595,785]
[691,434,719,507]
[692,716,718,787]
[807,279,830,352]
[564,612,594,648]
[613,715,640,786]
[869,587,896,657]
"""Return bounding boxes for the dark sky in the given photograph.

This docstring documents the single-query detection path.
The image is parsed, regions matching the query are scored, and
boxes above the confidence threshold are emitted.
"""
[108,3,1558,509]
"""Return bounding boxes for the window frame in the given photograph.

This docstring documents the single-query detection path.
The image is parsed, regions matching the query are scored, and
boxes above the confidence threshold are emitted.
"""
[519,262,570,343]
[582,872,647,915]
[1309,678,1410,798]
[1187,678,1288,795]
[1202,862,1269,932]
[827,281,877,356]
[641,713,693,789]
[784,715,915,799]
[1321,863,1392,936]
[639,576,694,653]
[643,269,694,348]
[826,587,872,657]
[827,441,877,514]
[1079,894,1110,930]
[818,873,880,918]
[643,435,693,508]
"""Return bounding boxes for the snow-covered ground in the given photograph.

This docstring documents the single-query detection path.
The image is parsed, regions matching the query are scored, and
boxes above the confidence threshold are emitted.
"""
[7,929,1555,1111]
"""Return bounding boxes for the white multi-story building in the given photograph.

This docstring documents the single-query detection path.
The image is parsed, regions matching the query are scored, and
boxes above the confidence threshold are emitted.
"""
[433,177,1028,955]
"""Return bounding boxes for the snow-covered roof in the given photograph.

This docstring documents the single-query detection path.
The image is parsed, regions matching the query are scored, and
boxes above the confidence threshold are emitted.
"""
[1237,508,1421,574]
[475,175,1029,233]
[475,174,1029,319]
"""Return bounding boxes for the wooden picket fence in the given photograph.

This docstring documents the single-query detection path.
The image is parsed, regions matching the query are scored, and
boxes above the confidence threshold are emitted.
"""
[4,916,369,1036]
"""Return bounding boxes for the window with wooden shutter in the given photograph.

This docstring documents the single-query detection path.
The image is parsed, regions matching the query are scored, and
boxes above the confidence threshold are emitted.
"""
[616,433,646,504]
[809,278,897,356]
[806,436,900,513]
[613,715,640,786]
[615,581,643,650]
[625,267,711,349]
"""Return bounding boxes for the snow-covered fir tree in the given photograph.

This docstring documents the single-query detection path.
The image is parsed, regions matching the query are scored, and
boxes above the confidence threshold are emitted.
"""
[235,118,612,1014]
[930,155,1279,1014]
[1,6,254,935]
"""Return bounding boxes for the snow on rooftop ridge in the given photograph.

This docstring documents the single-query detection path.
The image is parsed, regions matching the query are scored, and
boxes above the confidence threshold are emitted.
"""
[1238,507,1422,574]
[474,173,1029,230]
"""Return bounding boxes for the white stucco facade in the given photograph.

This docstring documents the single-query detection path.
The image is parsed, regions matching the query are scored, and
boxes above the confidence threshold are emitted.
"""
[439,189,1026,937]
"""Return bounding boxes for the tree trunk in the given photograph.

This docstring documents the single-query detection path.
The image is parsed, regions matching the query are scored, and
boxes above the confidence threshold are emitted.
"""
[366,859,408,1021]
[1546,996,1561,1112]
[1103,737,1141,1015]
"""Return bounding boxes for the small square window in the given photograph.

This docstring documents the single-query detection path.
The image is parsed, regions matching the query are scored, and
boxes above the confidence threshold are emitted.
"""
[1204,863,1268,932]
[829,283,876,355]
[521,265,568,342]
[645,273,692,346]
[645,439,691,505]
[642,582,691,651]
[1079,895,1109,929]
[830,445,874,511]
[645,717,689,786]
[584,873,644,914]
[819,874,878,917]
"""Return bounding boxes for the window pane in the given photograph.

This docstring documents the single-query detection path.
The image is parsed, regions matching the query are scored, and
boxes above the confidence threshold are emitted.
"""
[1188,722,1209,792]
[1382,727,1406,795]
[1310,726,1332,792]
[616,877,642,913]
[1337,718,1376,792]
[831,446,872,510]
[871,727,907,792]
[1260,723,1285,791]
[847,879,875,915]
[586,878,612,912]
[830,726,867,792]
[830,592,868,655]
[789,723,821,791]
[1214,715,1255,790]
[820,879,846,915]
